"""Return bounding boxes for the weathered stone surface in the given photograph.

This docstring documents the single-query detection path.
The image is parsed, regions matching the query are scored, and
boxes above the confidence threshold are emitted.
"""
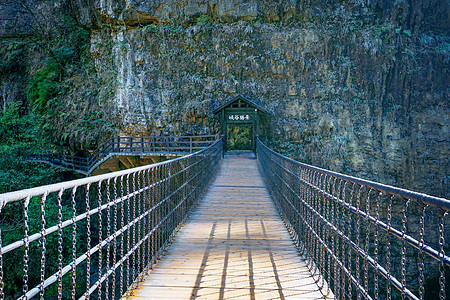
[0,0,448,198]
[0,0,37,37]
[89,2,449,198]
[72,0,450,31]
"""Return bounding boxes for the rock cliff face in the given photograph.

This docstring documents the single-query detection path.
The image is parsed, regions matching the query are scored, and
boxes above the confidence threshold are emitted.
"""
[73,0,450,32]
[0,0,448,197]
[83,0,449,197]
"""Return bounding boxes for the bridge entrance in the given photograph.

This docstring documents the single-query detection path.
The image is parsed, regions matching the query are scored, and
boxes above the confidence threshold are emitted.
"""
[213,94,267,151]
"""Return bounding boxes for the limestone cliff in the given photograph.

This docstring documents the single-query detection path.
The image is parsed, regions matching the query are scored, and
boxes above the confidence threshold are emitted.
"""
[82,0,449,198]
[0,0,448,198]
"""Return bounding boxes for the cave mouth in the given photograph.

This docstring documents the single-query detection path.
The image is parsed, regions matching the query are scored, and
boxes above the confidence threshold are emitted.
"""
[226,124,253,151]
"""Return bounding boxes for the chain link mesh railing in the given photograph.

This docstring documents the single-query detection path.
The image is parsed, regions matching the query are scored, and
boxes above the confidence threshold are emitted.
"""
[0,138,223,299]
[257,138,449,300]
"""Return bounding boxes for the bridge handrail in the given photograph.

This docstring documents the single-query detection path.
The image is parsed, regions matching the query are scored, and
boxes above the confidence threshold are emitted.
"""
[30,134,220,174]
[0,138,223,299]
[256,138,449,300]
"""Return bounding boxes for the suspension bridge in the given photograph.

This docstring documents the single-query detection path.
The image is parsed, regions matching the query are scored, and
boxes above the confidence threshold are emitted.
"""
[0,136,449,299]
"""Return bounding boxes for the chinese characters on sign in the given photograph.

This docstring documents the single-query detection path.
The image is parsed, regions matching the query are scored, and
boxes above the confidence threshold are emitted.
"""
[228,114,251,121]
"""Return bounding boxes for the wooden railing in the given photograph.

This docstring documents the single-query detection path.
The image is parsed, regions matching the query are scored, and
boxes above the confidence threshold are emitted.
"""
[30,135,220,175]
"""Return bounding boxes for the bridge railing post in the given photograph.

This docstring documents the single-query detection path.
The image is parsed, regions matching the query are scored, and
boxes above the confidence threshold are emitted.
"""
[254,134,259,157]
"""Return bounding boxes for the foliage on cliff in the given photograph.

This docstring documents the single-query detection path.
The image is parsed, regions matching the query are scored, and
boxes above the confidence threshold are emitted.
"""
[0,9,117,294]
[25,15,116,154]
[0,6,118,193]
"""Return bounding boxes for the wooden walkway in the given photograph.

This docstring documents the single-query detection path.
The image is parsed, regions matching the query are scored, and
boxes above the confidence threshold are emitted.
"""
[128,152,331,299]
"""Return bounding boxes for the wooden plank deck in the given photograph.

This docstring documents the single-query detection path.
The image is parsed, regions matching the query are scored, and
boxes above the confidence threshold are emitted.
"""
[127,152,331,299]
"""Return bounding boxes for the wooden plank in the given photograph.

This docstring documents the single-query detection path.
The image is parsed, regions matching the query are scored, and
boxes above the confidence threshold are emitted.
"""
[127,152,333,299]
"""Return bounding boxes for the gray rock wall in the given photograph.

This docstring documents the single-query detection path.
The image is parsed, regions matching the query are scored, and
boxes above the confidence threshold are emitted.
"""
[0,0,448,197]
[90,8,448,197]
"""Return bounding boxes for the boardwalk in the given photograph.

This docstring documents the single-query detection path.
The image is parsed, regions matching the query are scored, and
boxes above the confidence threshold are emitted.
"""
[128,152,330,299]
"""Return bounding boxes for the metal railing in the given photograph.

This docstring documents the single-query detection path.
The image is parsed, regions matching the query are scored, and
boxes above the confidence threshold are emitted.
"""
[257,138,449,300]
[30,135,220,175]
[0,138,223,299]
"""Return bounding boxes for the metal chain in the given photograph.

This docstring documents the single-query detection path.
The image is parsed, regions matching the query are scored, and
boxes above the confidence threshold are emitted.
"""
[126,174,132,294]
[161,165,166,253]
[150,169,156,270]
[438,211,447,300]
[85,183,91,299]
[97,181,103,300]
[39,193,48,299]
[386,195,393,299]
[336,180,343,300]
[341,181,348,298]
[156,167,161,261]
[364,189,371,297]
[313,172,320,276]
[374,192,381,300]
[317,174,325,284]
[23,196,31,300]
[138,170,144,280]
[111,177,118,300]
[310,170,316,272]
[119,176,125,296]
[320,175,327,290]
[348,183,357,300]
[135,171,142,281]
[132,172,137,284]
[145,169,151,276]
[326,178,335,297]
[105,178,112,299]
[71,187,78,300]
[418,204,426,300]
[355,185,363,300]
[306,169,313,271]
[331,179,338,299]
[57,189,64,300]
[401,198,409,299]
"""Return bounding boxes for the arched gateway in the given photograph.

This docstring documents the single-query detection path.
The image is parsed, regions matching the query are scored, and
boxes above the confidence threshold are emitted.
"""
[213,94,268,152]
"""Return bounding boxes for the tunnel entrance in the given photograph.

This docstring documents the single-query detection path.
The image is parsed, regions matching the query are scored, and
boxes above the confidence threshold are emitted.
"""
[213,94,268,152]
[226,124,253,150]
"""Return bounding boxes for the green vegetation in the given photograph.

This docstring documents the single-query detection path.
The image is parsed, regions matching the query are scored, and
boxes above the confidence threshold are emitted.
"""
[0,13,117,296]
[0,11,115,192]
[227,124,253,150]
[25,17,115,152]
[0,102,68,193]
[196,14,210,26]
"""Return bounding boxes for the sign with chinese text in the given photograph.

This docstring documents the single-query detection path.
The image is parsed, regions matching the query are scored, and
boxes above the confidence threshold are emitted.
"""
[226,113,252,122]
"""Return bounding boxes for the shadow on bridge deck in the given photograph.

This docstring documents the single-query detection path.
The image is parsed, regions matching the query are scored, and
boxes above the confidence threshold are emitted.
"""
[126,152,333,299]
